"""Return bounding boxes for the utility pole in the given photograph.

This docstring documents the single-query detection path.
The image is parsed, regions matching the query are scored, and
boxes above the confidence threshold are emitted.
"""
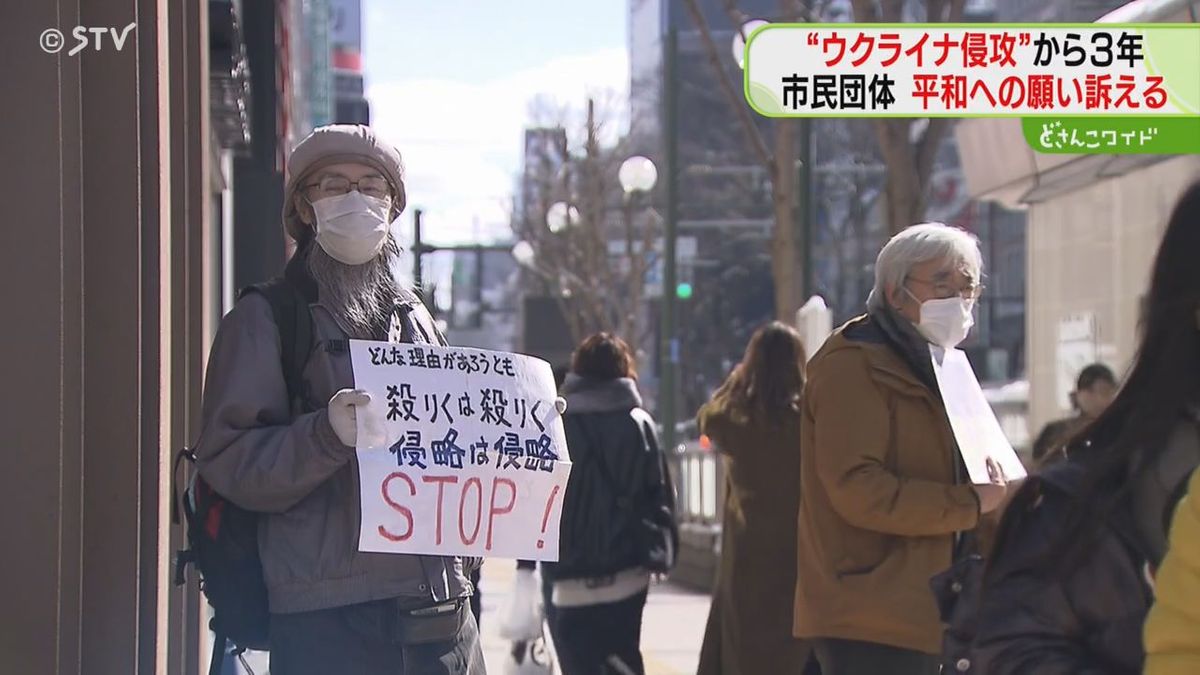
[799,119,813,299]
[474,244,485,328]
[660,26,679,454]
[413,208,426,306]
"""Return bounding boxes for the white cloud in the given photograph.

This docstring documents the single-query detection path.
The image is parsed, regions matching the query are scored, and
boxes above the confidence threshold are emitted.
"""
[368,47,629,246]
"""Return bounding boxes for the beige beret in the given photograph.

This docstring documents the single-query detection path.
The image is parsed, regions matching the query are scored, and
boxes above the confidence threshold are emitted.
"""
[281,124,407,243]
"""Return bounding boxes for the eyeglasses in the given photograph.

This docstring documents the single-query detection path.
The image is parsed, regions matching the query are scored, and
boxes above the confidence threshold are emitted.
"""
[305,175,391,201]
[906,275,984,301]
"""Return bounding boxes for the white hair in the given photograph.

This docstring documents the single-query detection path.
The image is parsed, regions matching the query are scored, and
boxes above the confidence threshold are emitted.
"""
[866,222,983,311]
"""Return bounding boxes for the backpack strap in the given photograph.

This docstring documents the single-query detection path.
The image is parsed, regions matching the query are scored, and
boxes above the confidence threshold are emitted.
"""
[208,630,227,675]
[238,278,314,413]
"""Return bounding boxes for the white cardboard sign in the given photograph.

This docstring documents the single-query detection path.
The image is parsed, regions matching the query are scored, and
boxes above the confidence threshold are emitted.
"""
[349,341,571,560]
[930,346,1028,485]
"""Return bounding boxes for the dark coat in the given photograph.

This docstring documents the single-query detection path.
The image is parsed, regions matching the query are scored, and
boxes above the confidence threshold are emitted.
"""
[965,459,1153,674]
[542,375,675,583]
[696,398,812,675]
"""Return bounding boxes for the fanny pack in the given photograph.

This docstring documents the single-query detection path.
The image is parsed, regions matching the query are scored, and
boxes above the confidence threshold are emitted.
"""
[388,599,468,645]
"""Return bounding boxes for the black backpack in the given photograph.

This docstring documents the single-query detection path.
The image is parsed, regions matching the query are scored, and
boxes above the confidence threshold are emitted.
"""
[173,278,314,675]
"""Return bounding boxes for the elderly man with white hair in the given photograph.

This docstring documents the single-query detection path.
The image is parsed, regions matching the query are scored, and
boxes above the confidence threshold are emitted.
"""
[194,125,484,674]
[792,223,1008,675]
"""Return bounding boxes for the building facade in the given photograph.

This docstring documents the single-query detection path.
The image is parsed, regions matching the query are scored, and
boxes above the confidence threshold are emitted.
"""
[956,0,1200,435]
[4,0,360,671]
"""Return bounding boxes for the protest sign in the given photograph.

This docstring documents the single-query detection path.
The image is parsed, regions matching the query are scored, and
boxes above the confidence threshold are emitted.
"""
[349,341,571,560]
[930,346,1027,485]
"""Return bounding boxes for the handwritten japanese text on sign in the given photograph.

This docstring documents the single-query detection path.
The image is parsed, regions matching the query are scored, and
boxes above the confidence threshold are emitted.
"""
[350,341,571,560]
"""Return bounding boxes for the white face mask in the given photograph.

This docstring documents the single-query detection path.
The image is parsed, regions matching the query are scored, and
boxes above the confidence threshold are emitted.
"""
[906,288,975,348]
[311,191,392,265]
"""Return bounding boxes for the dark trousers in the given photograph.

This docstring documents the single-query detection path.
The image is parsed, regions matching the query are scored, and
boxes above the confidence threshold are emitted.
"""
[812,638,939,675]
[269,599,485,675]
[546,590,648,675]
[469,567,482,630]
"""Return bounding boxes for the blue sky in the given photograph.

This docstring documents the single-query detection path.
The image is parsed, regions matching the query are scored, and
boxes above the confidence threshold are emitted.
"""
[363,1,630,247]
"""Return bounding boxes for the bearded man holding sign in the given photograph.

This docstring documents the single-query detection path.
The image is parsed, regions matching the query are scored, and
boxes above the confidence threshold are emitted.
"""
[194,125,492,674]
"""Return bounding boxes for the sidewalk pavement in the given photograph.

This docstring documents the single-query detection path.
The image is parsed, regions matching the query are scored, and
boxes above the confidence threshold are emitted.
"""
[479,560,711,675]
[234,560,710,674]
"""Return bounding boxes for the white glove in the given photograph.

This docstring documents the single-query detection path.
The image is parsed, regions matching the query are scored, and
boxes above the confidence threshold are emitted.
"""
[327,388,371,447]
[554,397,567,415]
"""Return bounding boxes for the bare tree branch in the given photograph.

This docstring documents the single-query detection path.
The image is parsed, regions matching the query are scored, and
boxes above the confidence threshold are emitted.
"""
[681,0,774,170]
[516,97,660,343]
[915,117,950,183]
[721,0,750,33]
[880,0,905,21]
[849,0,881,22]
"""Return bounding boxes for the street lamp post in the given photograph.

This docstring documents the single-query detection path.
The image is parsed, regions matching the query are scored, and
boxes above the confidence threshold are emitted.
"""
[546,201,580,234]
[618,155,659,257]
[618,155,658,353]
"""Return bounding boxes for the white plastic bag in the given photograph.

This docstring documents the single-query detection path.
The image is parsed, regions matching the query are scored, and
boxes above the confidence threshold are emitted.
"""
[498,567,544,641]
[502,634,556,675]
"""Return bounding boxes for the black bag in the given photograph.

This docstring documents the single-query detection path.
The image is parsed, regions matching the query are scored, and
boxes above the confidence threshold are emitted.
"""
[931,550,985,673]
[573,414,679,575]
[172,278,313,675]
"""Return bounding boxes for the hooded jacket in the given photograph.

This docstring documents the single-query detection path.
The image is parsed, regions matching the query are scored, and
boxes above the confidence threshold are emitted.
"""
[542,375,676,582]
[194,252,473,614]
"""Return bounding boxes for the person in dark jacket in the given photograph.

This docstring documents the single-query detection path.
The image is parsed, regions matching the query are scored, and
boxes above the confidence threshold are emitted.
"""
[541,333,678,675]
[1031,363,1118,463]
[696,322,817,675]
[964,180,1200,674]
[194,125,484,674]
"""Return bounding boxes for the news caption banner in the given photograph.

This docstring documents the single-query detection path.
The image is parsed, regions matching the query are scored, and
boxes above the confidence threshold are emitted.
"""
[743,24,1200,154]
[349,342,571,561]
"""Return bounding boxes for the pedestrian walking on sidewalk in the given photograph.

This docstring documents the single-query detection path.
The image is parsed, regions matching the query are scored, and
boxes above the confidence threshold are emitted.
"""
[964,180,1200,675]
[193,125,484,674]
[696,322,818,675]
[793,223,1007,675]
[1031,362,1117,464]
[541,333,679,675]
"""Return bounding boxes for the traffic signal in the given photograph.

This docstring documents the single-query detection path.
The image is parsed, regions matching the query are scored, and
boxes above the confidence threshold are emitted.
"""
[676,262,694,300]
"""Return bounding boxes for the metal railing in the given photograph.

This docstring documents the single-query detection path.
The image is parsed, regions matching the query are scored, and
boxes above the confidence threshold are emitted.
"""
[668,441,724,526]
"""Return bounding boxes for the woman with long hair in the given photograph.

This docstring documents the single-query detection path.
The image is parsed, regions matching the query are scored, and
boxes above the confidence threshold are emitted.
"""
[965,180,1200,673]
[697,322,816,674]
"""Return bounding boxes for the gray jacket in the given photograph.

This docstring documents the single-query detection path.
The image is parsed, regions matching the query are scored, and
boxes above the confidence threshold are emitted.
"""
[194,282,474,614]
